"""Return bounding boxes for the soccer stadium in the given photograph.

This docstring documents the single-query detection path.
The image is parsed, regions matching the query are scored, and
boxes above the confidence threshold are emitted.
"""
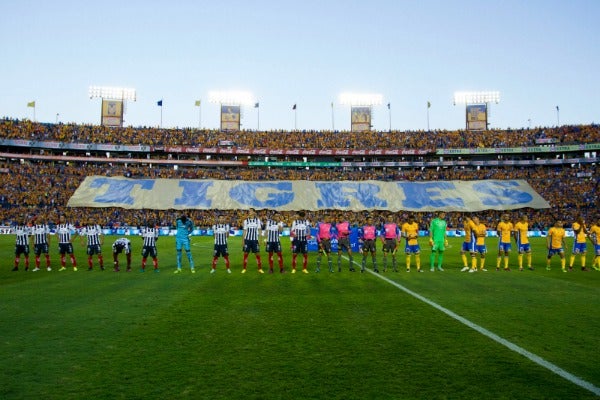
[2,2,599,400]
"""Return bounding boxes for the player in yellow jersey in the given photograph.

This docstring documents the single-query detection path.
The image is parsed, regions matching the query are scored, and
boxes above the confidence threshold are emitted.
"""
[401,215,422,272]
[513,215,533,271]
[460,216,477,272]
[469,217,487,272]
[569,215,588,271]
[496,214,514,271]
[546,220,566,272]
[588,218,600,271]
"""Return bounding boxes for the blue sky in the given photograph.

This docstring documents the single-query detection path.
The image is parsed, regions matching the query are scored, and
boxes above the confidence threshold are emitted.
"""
[1,0,598,132]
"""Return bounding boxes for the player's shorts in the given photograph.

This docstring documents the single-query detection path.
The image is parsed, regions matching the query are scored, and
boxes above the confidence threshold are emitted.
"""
[59,243,74,255]
[112,242,131,255]
[34,243,49,255]
[571,243,587,254]
[462,241,475,253]
[15,244,30,256]
[518,243,531,253]
[87,244,102,256]
[405,244,420,255]
[431,240,445,252]
[318,238,332,254]
[382,238,397,253]
[176,237,191,252]
[475,244,487,254]
[243,239,260,254]
[141,245,157,258]
[595,244,600,256]
[337,237,351,252]
[265,241,282,254]
[362,239,376,253]
[292,239,308,254]
[498,242,512,252]
[214,244,229,257]
[547,248,564,258]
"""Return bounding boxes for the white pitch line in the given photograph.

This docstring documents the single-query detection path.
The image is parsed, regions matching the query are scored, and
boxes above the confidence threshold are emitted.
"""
[356,264,600,396]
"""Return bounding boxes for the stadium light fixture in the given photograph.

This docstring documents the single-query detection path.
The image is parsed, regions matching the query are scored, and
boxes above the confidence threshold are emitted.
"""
[339,92,384,106]
[89,86,137,101]
[453,91,500,105]
[208,90,254,106]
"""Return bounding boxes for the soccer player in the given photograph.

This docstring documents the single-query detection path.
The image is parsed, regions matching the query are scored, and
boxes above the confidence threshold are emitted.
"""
[112,237,132,272]
[335,215,355,272]
[242,208,263,274]
[469,216,488,272]
[264,213,284,273]
[359,216,378,273]
[589,218,600,271]
[12,215,31,271]
[496,214,514,271]
[460,216,476,272]
[514,215,533,271]
[140,220,159,272]
[569,215,588,271]
[56,214,78,271]
[211,215,231,273]
[80,218,104,271]
[429,211,447,272]
[381,214,400,272]
[290,211,311,274]
[401,214,422,272]
[316,215,335,273]
[174,214,195,273]
[31,214,52,272]
[546,220,566,272]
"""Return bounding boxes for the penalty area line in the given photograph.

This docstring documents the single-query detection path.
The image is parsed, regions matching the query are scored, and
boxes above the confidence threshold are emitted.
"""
[354,261,600,396]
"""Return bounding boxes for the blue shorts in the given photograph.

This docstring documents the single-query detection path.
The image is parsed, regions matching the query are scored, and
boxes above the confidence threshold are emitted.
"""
[498,242,511,252]
[518,243,531,253]
[547,248,564,258]
[405,244,420,255]
[176,237,191,251]
[475,244,487,255]
[595,244,600,256]
[462,241,475,253]
[571,243,587,254]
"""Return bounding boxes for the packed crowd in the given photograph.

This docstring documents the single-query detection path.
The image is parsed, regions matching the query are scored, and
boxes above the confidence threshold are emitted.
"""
[2,118,599,149]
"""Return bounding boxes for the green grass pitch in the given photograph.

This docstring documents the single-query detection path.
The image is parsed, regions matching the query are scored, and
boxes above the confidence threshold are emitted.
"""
[1,235,599,399]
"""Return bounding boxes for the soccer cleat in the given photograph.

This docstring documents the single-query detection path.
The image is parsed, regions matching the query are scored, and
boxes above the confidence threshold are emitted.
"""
[406,268,410,272]
[269,269,274,274]
[374,268,379,273]
[437,267,444,272]
[210,269,216,274]
[430,267,435,272]
[302,269,308,274]
[480,268,488,272]
[280,269,285,274]
[528,267,534,271]
[87,267,93,271]
[469,268,477,273]
[504,268,511,272]
[291,268,296,274]
[100,266,105,271]
[191,269,196,274]
[114,267,120,272]
[546,267,551,271]
[47,267,52,272]
[141,268,146,273]
[73,267,78,272]
[315,267,320,273]
[258,269,264,274]
[174,268,181,274]
[519,268,523,271]
[329,267,334,273]
[581,267,588,272]
[227,269,232,274]
[33,267,40,272]
[59,267,67,272]
[125,267,131,272]
[349,267,356,272]
[562,269,567,273]
[12,267,18,271]
[154,269,160,273]
[593,266,600,271]
[461,267,470,272]
[417,269,423,273]
[241,269,247,274]
[496,268,500,272]
[338,267,341,272]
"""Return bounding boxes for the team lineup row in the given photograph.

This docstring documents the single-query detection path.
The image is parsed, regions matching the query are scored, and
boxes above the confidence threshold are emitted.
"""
[9,210,600,274]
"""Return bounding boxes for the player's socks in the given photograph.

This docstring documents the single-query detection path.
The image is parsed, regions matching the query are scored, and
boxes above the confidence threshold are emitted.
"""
[461,253,468,268]
[176,250,182,269]
[504,257,509,270]
[61,255,66,267]
[429,253,435,270]
[243,253,248,269]
[224,256,230,269]
[569,255,575,268]
[256,255,262,268]
[278,253,283,269]
[437,253,444,269]
[415,257,420,271]
[406,255,411,271]
[153,258,158,269]
[70,255,76,267]
[527,253,532,268]
[561,259,566,270]
[496,257,501,269]
[471,257,477,270]
[518,254,523,269]
[580,255,586,268]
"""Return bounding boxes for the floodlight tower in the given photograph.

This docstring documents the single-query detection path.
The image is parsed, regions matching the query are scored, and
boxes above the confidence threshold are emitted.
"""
[453,91,500,131]
[208,90,254,131]
[339,92,383,132]
[89,86,136,127]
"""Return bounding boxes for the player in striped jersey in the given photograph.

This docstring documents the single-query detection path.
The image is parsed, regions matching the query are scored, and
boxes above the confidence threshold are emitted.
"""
[140,220,159,272]
[12,216,31,271]
[316,215,335,273]
[588,218,600,271]
[381,214,400,272]
[513,215,533,271]
[290,211,311,274]
[359,216,378,273]
[335,215,355,272]
[460,216,476,272]
[496,214,514,271]
[211,215,231,273]
[263,213,285,273]
[242,209,263,274]
[31,215,52,272]
[569,215,588,271]
[80,219,104,271]
[56,215,78,271]
[112,237,131,272]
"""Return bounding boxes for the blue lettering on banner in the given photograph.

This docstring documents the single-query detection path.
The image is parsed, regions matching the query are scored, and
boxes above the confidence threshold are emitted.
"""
[473,181,533,206]
[316,182,387,208]
[90,178,155,205]
[398,182,464,209]
[174,181,214,207]
[229,182,294,208]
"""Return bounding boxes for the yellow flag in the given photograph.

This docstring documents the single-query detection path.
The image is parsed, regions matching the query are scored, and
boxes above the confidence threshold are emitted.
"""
[27,101,35,107]
[194,100,201,107]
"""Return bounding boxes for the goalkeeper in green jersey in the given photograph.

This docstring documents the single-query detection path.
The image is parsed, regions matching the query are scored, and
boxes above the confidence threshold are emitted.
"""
[429,211,448,271]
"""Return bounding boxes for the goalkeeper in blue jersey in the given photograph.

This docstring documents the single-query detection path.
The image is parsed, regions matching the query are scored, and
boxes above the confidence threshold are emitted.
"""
[174,214,195,273]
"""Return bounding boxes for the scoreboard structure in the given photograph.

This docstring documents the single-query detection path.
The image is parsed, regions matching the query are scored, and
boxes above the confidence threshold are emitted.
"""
[454,91,500,131]
[466,104,488,131]
[340,92,383,133]
[350,106,372,132]
[89,86,136,128]
[220,105,241,131]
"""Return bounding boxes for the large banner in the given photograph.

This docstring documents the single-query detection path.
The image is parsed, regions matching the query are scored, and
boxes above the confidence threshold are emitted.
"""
[220,105,240,131]
[68,177,550,211]
[101,99,124,127]
[466,104,487,131]
[351,106,371,132]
